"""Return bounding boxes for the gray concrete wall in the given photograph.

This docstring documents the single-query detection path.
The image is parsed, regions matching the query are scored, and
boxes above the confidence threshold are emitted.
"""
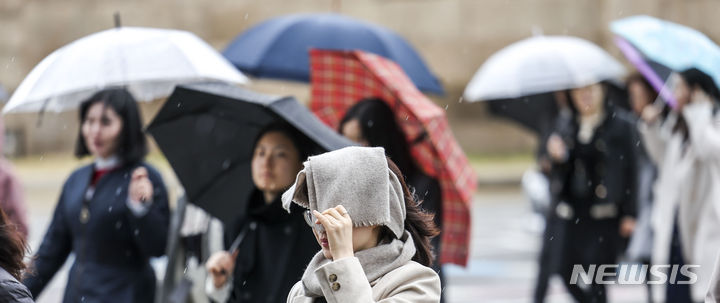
[1,0,718,156]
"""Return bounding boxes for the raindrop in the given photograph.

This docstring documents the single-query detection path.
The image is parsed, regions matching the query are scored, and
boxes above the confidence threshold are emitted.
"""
[184,267,188,274]
[549,236,554,241]
[458,97,464,103]
[222,159,231,170]
[598,237,604,243]
[39,155,44,161]
[244,13,249,20]
[116,221,123,229]
[177,102,182,108]
[243,280,248,286]
[444,105,449,110]
[81,297,85,302]
[10,57,14,62]
[636,141,641,147]
[108,206,113,213]
[575,218,580,224]
[619,155,624,160]
[116,187,122,196]
[63,124,68,130]
[124,173,129,179]
[405,115,409,121]
[134,229,140,236]
[367,120,374,127]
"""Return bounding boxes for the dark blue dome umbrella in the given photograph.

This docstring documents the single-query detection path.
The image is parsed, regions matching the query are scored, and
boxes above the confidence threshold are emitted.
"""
[223,13,445,95]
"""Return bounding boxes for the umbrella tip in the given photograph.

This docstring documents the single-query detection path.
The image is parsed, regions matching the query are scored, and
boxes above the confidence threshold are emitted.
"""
[114,12,122,29]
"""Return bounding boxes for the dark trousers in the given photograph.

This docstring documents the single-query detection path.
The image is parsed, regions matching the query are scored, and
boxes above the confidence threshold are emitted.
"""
[666,219,693,303]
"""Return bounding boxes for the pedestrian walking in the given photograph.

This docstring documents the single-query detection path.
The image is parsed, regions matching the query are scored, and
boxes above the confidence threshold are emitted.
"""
[282,146,441,303]
[23,88,170,303]
[639,68,720,302]
[0,114,28,240]
[540,82,639,302]
[205,123,319,303]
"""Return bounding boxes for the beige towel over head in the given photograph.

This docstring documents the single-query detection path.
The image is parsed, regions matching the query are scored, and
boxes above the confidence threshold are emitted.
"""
[281,146,406,238]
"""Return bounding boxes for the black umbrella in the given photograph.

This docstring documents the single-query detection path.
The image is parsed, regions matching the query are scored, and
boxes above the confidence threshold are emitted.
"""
[487,92,559,136]
[147,82,354,225]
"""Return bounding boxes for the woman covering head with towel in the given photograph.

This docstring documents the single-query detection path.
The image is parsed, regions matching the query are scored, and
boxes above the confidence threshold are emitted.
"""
[282,146,441,303]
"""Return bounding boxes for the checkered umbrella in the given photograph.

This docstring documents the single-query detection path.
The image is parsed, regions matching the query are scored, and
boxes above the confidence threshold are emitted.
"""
[309,49,476,266]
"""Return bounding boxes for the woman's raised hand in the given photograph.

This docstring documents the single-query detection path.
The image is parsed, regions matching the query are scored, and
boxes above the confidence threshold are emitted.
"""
[206,250,239,288]
[313,205,354,261]
[129,167,153,203]
[547,134,568,162]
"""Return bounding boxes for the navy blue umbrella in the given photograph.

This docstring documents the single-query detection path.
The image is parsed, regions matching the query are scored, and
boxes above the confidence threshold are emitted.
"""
[223,13,445,95]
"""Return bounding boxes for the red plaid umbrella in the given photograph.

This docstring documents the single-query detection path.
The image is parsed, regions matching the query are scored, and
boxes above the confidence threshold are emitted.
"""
[309,49,476,266]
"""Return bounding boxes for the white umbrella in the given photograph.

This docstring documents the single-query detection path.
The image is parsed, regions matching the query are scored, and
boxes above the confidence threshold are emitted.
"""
[463,36,626,102]
[3,27,249,114]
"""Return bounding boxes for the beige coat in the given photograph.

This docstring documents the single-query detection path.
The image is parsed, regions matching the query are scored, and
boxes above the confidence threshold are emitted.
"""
[639,102,720,302]
[286,257,440,303]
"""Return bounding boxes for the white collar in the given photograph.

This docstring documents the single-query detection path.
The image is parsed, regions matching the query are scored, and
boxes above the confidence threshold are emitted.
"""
[95,155,120,170]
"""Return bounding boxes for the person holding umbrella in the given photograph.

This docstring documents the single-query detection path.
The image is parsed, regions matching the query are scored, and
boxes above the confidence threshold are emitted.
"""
[282,146,440,302]
[338,98,445,293]
[639,68,720,302]
[22,88,170,303]
[542,82,638,302]
[205,123,319,303]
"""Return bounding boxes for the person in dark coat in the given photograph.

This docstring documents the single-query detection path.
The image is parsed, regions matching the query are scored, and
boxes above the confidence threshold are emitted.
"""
[338,98,444,300]
[539,82,638,303]
[0,208,33,303]
[205,123,319,303]
[23,88,170,303]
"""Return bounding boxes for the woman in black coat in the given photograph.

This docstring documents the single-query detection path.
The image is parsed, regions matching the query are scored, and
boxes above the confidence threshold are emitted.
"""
[539,83,639,302]
[205,123,319,303]
[23,88,170,303]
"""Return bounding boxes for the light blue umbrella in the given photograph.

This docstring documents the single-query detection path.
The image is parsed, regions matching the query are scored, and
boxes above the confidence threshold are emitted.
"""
[610,15,720,89]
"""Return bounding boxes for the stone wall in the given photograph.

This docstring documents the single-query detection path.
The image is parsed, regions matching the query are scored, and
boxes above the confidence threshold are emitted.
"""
[1,0,718,156]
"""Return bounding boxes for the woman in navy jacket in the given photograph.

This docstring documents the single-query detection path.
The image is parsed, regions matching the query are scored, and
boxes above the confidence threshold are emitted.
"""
[23,88,170,302]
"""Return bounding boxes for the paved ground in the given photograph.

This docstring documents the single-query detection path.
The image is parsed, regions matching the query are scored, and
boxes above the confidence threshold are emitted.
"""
[16,154,647,302]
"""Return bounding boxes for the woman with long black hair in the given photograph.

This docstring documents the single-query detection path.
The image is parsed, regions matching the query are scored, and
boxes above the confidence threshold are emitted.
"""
[338,99,444,282]
[639,68,720,302]
[23,88,170,303]
[205,123,319,303]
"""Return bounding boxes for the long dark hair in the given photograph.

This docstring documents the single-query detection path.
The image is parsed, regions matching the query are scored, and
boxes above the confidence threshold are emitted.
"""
[339,98,418,177]
[673,68,720,141]
[0,208,28,280]
[680,68,720,103]
[382,158,440,267]
[75,88,148,165]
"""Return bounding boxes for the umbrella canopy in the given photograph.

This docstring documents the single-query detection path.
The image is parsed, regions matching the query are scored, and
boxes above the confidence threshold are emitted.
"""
[463,35,626,102]
[487,93,559,135]
[613,36,676,106]
[610,15,720,89]
[309,49,476,266]
[3,27,248,114]
[223,13,444,95]
[147,83,353,225]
